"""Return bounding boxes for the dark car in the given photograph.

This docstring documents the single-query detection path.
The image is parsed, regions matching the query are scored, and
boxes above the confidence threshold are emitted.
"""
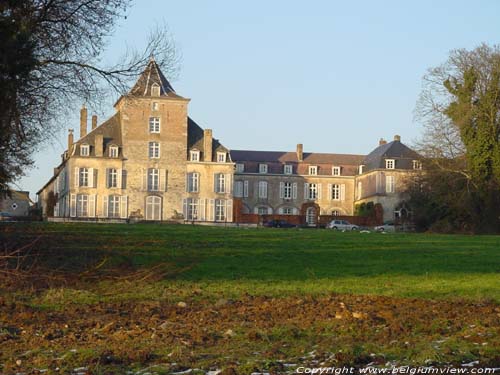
[263,219,297,228]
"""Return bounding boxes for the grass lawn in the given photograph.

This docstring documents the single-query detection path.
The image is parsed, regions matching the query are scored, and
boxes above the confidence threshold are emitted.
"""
[1,223,499,373]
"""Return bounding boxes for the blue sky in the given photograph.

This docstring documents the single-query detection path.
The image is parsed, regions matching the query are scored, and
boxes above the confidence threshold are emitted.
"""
[19,0,500,198]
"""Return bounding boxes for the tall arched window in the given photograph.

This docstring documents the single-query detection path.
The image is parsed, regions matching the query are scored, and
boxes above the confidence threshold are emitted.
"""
[146,196,162,220]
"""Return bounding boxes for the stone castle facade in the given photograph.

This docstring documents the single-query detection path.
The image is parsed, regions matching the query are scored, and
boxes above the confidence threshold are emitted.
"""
[37,59,421,225]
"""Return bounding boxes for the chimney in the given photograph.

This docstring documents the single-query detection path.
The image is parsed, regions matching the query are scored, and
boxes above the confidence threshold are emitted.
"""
[68,129,74,150]
[95,133,103,157]
[204,129,213,162]
[394,134,401,142]
[379,138,387,146]
[80,105,88,138]
[296,143,303,162]
[91,115,97,130]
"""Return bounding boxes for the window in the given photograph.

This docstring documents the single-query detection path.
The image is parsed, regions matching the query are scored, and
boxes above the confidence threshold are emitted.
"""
[258,207,269,215]
[215,173,226,193]
[332,167,341,176]
[332,210,340,216]
[331,184,340,200]
[148,168,159,191]
[149,117,160,133]
[258,181,268,198]
[413,160,422,170]
[109,146,119,158]
[235,163,245,173]
[77,194,88,217]
[149,142,160,158]
[215,199,226,221]
[259,164,268,174]
[107,168,118,188]
[283,182,292,199]
[284,165,293,175]
[190,151,200,162]
[385,159,395,169]
[151,83,160,96]
[308,183,318,200]
[108,195,120,218]
[386,175,395,193]
[306,207,316,225]
[79,168,89,187]
[217,152,226,163]
[80,144,90,156]
[234,181,244,197]
[282,207,293,215]
[187,172,199,193]
[152,102,159,111]
[186,198,199,221]
[359,165,365,174]
[309,166,318,175]
[145,196,162,220]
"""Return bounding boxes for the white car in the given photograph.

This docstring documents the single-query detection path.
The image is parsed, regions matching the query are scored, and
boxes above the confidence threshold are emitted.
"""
[375,221,396,232]
[327,219,359,231]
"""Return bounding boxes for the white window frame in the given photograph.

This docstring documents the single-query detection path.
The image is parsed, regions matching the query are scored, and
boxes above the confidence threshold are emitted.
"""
[257,206,268,215]
[258,181,268,199]
[187,172,200,193]
[109,146,119,158]
[79,168,89,187]
[190,150,200,162]
[235,163,245,173]
[332,210,340,216]
[282,207,293,215]
[149,142,160,158]
[108,195,120,218]
[108,168,118,188]
[332,166,341,176]
[413,160,422,170]
[331,184,340,200]
[283,182,292,199]
[151,83,160,96]
[309,166,318,175]
[215,173,226,193]
[308,183,318,200]
[359,165,365,174]
[259,164,268,174]
[148,168,160,191]
[284,164,293,175]
[385,159,395,169]
[386,175,395,193]
[217,152,226,163]
[149,117,160,133]
[186,198,200,221]
[215,199,226,221]
[80,144,90,157]
[77,194,89,217]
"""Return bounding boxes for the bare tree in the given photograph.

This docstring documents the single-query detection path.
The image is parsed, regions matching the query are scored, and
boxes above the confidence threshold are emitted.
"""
[0,1,180,195]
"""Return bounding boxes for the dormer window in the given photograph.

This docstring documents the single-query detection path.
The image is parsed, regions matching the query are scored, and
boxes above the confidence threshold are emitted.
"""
[385,159,395,169]
[359,165,365,174]
[309,166,318,175]
[109,146,119,158]
[413,160,422,170]
[332,166,341,176]
[151,83,160,96]
[259,164,268,174]
[236,163,245,173]
[284,165,293,175]
[217,152,226,163]
[190,150,200,162]
[80,144,90,156]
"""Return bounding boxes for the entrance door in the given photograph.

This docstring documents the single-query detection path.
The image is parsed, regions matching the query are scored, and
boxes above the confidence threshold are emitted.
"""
[146,196,162,220]
[306,207,316,226]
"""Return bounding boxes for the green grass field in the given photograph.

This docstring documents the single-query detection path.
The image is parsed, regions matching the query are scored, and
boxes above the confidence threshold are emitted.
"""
[1,223,500,373]
[7,222,500,302]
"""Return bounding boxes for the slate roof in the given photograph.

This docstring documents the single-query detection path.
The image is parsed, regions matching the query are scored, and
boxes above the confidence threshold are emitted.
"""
[129,57,184,99]
[74,113,122,158]
[362,139,421,171]
[188,117,229,161]
[230,150,364,175]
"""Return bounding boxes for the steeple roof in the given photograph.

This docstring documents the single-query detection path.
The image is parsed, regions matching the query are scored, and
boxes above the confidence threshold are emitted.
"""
[129,57,183,98]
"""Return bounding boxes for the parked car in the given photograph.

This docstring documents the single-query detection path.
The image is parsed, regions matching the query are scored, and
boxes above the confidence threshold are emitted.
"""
[263,219,297,228]
[327,219,358,231]
[375,221,396,232]
[0,212,14,222]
